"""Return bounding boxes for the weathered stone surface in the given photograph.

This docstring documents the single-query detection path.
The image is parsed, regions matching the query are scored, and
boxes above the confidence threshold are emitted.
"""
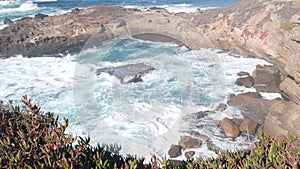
[264,100,300,138]
[232,118,242,126]
[252,65,281,93]
[168,145,182,158]
[96,63,154,83]
[239,119,258,135]
[235,76,255,88]
[184,151,195,159]
[220,117,240,138]
[179,136,202,150]
[3,18,13,25]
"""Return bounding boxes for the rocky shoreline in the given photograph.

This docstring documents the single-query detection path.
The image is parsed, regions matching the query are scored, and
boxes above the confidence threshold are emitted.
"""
[0,0,299,157]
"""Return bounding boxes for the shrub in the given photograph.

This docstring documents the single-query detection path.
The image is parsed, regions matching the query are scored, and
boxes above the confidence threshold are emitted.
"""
[0,96,299,168]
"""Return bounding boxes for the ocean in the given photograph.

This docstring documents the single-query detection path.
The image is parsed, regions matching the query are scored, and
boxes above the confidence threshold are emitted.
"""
[0,0,276,160]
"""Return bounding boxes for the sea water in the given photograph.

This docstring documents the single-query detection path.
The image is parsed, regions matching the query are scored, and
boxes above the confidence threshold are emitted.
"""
[0,38,271,158]
[0,0,240,27]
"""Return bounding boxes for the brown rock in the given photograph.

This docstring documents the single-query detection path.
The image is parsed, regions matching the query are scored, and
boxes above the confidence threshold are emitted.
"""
[220,117,240,138]
[168,145,182,158]
[185,151,195,159]
[239,119,258,135]
[252,65,281,93]
[235,76,255,88]
[232,118,242,126]
[264,100,300,138]
[179,136,202,150]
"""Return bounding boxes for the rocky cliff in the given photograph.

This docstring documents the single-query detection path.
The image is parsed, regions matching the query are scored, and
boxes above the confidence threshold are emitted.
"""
[0,0,299,137]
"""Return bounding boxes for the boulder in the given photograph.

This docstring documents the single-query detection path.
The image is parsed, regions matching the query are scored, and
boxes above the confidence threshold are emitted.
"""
[168,145,182,158]
[232,118,242,126]
[220,117,240,138]
[215,103,227,112]
[179,136,202,150]
[237,71,250,77]
[184,151,195,159]
[239,119,258,135]
[235,76,255,88]
[252,65,281,93]
[197,110,214,119]
[3,18,13,25]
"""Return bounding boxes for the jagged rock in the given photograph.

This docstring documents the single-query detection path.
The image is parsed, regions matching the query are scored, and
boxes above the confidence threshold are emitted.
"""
[220,117,240,138]
[252,65,281,93]
[168,145,182,158]
[35,13,48,19]
[237,71,250,77]
[235,76,255,88]
[3,18,13,25]
[239,119,258,135]
[179,136,202,150]
[96,63,154,83]
[197,110,213,119]
[184,151,195,159]
[215,103,227,112]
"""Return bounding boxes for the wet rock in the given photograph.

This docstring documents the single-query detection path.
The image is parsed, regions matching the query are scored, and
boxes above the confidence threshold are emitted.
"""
[168,145,182,158]
[96,63,154,83]
[252,65,281,93]
[215,103,227,112]
[197,110,213,119]
[35,13,48,19]
[239,119,258,135]
[237,71,250,76]
[235,76,255,88]
[220,117,240,138]
[185,151,195,159]
[3,18,13,25]
[232,118,242,126]
[179,136,202,150]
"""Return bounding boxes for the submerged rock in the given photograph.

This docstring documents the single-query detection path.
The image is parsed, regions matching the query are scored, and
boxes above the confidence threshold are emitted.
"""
[96,63,154,83]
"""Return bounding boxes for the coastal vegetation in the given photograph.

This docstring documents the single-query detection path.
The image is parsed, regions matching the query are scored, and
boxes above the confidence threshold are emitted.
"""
[0,96,299,168]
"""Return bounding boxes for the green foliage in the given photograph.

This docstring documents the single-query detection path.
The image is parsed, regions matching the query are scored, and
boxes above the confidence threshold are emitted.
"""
[0,96,147,169]
[0,96,299,168]
[280,22,296,31]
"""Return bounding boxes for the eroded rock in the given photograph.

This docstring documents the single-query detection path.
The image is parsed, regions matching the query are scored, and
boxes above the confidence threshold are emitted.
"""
[252,65,281,93]
[239,119,258,135]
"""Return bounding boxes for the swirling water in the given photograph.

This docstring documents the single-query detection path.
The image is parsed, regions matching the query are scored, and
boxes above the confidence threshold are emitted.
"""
[0,38,271,158]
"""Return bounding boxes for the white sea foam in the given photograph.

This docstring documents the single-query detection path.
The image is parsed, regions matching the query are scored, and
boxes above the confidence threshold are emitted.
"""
[0,1,38,13]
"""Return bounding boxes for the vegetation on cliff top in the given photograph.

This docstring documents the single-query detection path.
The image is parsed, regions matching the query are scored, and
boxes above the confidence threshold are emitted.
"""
[0,96,299,168]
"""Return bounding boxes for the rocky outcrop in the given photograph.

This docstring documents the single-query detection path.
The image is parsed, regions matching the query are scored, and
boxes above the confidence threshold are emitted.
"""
[96,63,154,83]
[235,76,255,88]
[252,65,281,93]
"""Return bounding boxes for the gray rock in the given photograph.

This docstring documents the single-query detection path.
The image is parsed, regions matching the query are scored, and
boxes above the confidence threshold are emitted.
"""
[215,103,227,112]
[220,117,240,138]
[237,71,250,76]
[3,18,13,25]
[252,65,281,93]
[235,76,255,88]
[168,145,182,158]
[96,63,154,83]
[179,136,202,150]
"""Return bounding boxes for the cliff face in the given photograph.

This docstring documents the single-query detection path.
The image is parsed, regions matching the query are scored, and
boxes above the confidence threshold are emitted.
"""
[180,0,300,105]
[0,0,299,136]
